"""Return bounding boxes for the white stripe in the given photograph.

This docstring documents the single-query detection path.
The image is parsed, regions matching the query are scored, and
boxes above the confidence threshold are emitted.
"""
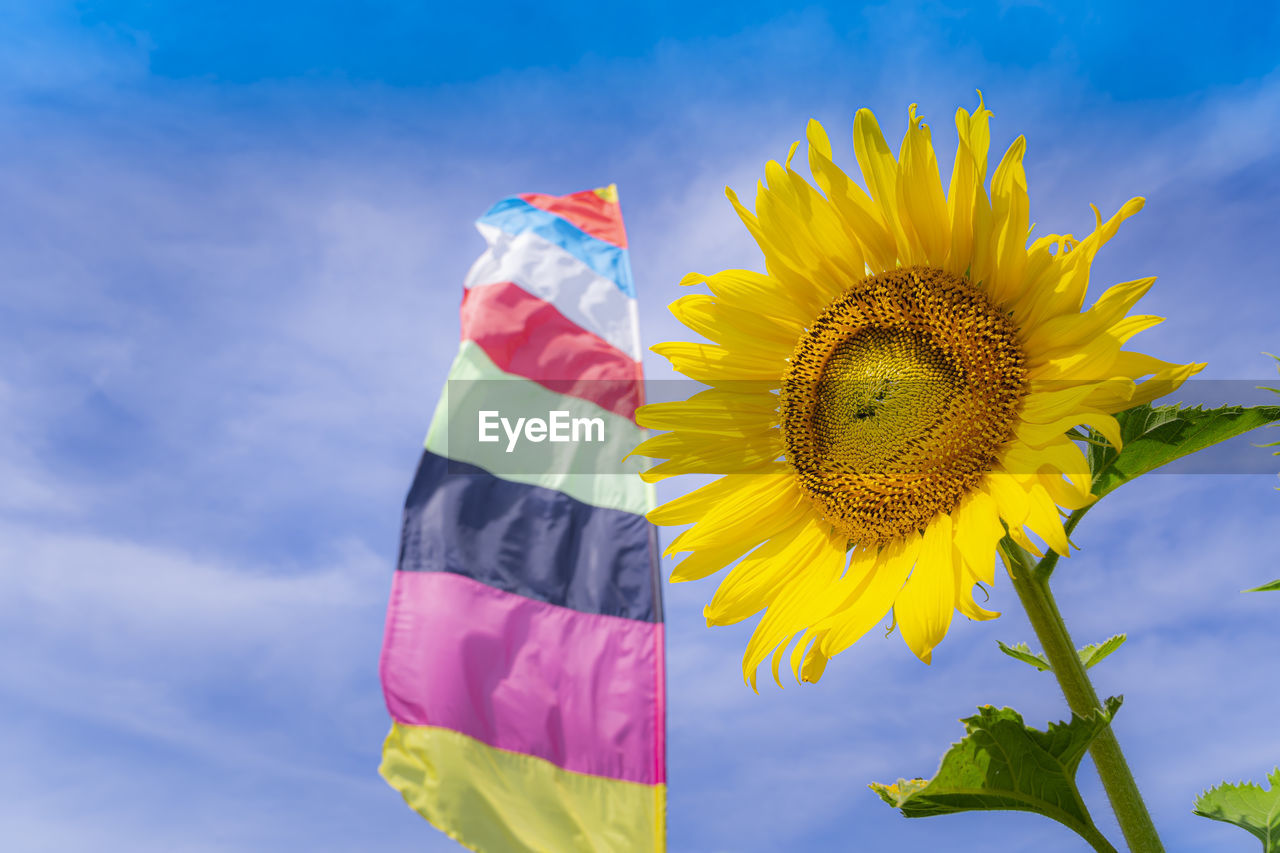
[465,223,641,359]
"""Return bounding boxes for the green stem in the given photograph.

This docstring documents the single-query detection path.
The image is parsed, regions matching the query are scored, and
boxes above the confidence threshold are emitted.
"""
[1006,542,1165,853]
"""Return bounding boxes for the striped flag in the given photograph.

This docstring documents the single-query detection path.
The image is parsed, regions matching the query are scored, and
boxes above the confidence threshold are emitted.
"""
[379,186,666,852]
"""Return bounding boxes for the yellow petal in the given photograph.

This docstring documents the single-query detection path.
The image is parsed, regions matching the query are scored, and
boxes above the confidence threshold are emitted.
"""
[1008,525,1043,558]
[1037,470,1096,512]
[670,540,758,583]
[1021,277,1155,353]
[739,520,850,690]
[985,136,1029,307]
[661,473,810,555]
[1107,314,1163,344]
[956,91,997,288]
[630,423,778,457]
[705,514,823,625]
[1019,384,1102,423]
[1011,234,1068,322]
[1126,360,1204,407]
[952,489,1002,585]
[756,162,861,292]
[1002,438,1092,499]
[725,185,825,299]
[647,464,790,526]
[818,534,921,662]
[636,390,778,434]
[669,294,802,352]
[1017,409,1121,453]
[685,269,826,326]
[898,104,950,265]
[894,513,957,664]
[961,91,992,180]
[944,95,991,276]
[769,155,868,289]
[794,630,830,683]
[651,341,784,383]
[806,119,896,270]
[853,108,914,263]
[985,471,1030,527]
[1080,377,1138,412]
[1035,199,1145,320]
[954,544,1000,622]
[636,434,782,483]
[1027,334,1121,382]
[1013,480,1072,556]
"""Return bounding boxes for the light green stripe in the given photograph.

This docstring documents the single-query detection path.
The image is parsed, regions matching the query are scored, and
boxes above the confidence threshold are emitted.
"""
[424,341,655,516]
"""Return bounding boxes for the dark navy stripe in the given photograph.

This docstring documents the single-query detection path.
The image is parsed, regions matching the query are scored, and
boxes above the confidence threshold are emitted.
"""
[476,197,636,298]
[398,450,661,623]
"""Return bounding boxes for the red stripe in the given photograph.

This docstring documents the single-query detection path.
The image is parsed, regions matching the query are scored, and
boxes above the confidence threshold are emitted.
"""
[380,571,666,785]
[461,281,643,421]
[519,190,628,248]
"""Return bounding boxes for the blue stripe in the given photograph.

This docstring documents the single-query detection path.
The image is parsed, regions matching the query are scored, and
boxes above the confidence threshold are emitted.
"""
[398,450,662,623]
[477,198,636,298]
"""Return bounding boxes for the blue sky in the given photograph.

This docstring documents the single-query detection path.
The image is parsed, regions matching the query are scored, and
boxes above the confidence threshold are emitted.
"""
[2,1,1279,850]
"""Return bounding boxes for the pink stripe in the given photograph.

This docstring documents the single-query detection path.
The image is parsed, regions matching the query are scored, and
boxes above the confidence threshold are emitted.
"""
[380,571,665,785]
[461,281,644,420]
[653,622,666,788]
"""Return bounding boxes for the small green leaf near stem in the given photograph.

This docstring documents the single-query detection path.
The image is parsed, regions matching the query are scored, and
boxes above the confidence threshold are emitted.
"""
[1078,634,1128,669]
[997,640,1052,671]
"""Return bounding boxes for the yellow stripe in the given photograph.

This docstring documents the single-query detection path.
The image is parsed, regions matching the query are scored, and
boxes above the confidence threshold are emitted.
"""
[381,723,665,853]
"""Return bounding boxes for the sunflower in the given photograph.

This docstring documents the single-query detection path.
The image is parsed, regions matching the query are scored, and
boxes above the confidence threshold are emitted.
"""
[632,97,1203,688]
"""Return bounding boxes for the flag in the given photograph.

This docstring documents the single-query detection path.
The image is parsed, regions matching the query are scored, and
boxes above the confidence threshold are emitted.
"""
[379,185,666,852]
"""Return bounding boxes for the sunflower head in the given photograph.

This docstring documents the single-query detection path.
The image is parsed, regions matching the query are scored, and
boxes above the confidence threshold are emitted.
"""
[634,97,1203,689]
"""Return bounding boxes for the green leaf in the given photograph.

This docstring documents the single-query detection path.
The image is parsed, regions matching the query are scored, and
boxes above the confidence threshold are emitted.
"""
[1088,403,1280,499]
[1266,356,1280,490]
[1193,768,1280,851]
[872,697,1123,851]
[1245,580,1280,593]
[1077,634,1127,669]
[998,635,1126,672]
[1263,356,1280,452]
[997,640,1051,671]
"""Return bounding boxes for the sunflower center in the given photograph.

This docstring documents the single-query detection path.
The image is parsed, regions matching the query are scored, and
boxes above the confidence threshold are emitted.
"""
[810,329,961,466]
[780,266,1027,546]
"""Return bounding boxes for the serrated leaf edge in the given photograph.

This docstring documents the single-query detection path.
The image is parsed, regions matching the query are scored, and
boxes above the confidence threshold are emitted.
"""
[1192,768,1280,850]
[1079,634,1127,669]
[997,640,1052,671]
